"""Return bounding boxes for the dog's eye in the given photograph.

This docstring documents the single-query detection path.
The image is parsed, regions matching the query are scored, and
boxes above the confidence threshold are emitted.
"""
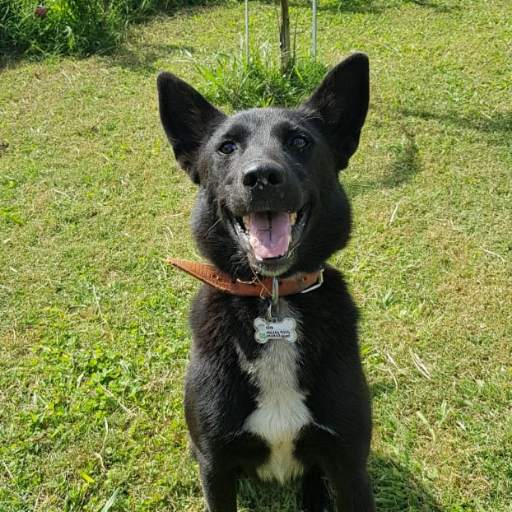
[218,141,237,155]
[290,136,308,149]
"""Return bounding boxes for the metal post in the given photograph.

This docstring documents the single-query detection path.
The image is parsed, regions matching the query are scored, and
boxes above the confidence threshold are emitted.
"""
[312,0,317,59]
[245,0,250,62]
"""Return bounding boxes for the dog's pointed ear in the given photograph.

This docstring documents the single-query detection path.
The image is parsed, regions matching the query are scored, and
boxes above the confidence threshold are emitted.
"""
[157,72,226,184]
[300,52,369,170]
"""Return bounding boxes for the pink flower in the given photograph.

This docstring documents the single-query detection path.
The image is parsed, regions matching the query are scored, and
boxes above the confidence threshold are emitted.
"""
[35,5,47,18]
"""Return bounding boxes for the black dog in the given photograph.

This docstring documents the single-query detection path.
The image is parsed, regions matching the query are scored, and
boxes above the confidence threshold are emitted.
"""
[157,53,375,512]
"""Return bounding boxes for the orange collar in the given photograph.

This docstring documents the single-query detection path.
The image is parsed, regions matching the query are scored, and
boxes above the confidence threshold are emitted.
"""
[167,258,323,298]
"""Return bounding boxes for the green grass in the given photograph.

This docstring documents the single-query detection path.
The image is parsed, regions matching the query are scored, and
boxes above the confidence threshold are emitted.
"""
[194,47,330,109]
[1,0,511,510]
[0,0,218,58]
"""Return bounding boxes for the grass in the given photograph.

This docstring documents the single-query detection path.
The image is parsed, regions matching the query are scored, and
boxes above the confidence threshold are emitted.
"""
[1,0,511,510]
[194,46,330,109]
[0,0,219,58]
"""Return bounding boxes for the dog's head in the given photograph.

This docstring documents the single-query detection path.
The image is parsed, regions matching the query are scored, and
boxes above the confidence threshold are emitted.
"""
[158,53,369,280]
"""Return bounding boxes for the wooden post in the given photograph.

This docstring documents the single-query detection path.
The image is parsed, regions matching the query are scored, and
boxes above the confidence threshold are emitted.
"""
[279,0,291,73]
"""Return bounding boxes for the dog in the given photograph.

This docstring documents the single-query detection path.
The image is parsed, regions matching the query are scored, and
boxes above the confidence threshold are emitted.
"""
[157,52,375,512]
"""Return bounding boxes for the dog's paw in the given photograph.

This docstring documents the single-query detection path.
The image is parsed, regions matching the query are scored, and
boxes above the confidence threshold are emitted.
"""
[301,501,333,512]
[300,501,333,512]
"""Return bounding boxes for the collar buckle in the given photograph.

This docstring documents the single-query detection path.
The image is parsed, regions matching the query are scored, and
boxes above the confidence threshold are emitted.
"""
[301,268,324,294]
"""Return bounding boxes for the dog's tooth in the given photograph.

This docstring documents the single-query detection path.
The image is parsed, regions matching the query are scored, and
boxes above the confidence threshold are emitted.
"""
[243,215,250,229]
[290,212,297,226]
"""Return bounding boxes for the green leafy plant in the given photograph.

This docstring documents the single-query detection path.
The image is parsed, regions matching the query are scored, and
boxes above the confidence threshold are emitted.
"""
[0,0,212,57]
[195,44,329,110]
[0,0,125,56]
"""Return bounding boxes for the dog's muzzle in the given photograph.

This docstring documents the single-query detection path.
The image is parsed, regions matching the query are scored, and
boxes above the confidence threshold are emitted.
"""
[224,161,309,276]
[228,205,309,276]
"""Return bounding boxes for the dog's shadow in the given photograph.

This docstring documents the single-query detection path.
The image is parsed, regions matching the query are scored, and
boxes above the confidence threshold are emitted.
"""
[344,123,422,197]
[369,455,444,512]
[237,454,444,511]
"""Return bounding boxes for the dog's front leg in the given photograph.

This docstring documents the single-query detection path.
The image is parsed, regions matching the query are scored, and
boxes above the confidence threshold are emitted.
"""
[199,461,237,512]
[328,466,375,512]
[301,466,333,512]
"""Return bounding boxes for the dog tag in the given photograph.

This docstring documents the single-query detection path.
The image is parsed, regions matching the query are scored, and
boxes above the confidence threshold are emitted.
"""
[253,317,298,344]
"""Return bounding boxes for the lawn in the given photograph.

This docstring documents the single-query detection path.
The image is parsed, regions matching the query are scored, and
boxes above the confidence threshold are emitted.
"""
[1,0,511,511]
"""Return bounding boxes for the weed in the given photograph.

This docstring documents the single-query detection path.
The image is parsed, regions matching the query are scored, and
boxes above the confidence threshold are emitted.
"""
[195,44,329,110]
[0,0,219,58]
[1,0,122,56]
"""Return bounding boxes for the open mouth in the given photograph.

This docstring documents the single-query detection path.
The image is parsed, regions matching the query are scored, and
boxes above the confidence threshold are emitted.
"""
[230,205,309,266]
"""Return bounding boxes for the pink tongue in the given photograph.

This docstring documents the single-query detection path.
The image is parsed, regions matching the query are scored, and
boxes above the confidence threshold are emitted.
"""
[248,212,291,260]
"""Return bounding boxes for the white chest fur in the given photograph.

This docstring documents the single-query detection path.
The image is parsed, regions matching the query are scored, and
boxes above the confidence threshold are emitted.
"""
[242,305,311,483]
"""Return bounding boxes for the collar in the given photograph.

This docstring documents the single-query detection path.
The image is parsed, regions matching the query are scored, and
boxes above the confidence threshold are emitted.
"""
[166,257,323,298]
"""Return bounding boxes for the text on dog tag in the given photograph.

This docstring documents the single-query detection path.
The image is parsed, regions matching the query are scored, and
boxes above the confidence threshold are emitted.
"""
[253,317,298,344]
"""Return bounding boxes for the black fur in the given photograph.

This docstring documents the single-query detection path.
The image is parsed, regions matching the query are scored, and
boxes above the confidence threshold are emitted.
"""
[158,53,375,512]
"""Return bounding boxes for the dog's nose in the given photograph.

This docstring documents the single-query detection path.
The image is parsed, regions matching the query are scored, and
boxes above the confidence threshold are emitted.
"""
[242,164,285,189]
